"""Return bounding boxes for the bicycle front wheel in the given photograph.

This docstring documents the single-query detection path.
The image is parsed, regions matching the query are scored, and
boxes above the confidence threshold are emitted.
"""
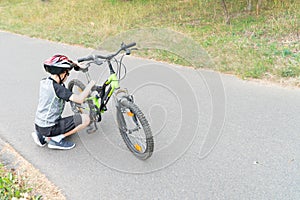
[117,100,154,160]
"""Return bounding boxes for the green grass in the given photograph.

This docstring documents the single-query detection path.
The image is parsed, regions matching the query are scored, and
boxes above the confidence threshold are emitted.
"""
[0,164,41,200]
[0,0,299,84]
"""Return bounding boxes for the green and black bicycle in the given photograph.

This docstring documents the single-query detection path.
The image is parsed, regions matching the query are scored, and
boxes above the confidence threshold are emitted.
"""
[68,42,154,160]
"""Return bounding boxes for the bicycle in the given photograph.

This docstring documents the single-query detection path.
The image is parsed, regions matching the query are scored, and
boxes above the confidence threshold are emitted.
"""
[68,42,154,160]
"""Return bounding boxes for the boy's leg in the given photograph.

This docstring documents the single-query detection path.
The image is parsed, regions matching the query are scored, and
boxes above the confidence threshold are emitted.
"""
[61,114,90,137]
[47,114,90,150]
[32,124,51,147]
[31,131,47,147]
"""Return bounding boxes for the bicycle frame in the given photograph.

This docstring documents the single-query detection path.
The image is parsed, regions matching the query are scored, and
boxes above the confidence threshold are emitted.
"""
[69,42,154,159]
[82,59,121,118]
[72,42,137,131]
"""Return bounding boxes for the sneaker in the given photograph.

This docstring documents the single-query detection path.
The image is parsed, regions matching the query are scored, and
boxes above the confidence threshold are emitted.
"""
[48,139,75,150]
[31,132,47,147]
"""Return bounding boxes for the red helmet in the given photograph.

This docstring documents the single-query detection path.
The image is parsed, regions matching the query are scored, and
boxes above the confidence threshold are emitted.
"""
[44,55,74,74]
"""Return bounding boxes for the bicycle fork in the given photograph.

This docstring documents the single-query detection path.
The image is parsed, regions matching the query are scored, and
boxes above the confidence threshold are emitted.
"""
[114,89,140,134]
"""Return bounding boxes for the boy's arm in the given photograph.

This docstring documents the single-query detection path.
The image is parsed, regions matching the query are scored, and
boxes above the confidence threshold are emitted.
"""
[69,80,96,104]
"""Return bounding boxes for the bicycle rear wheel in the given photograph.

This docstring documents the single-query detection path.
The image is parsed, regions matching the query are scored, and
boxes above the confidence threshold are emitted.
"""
[117,100,154,160]
[68,79,89,114]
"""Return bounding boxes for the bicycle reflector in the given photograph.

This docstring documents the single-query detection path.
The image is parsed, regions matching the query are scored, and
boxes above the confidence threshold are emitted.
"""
[134,144,142,152]
[127,112,134,117]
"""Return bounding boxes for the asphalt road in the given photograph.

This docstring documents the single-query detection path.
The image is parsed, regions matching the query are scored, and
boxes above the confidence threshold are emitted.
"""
[0,31,299,200]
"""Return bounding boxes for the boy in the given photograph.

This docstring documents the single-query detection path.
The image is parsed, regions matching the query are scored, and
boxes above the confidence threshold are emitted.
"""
[32,55,95,150]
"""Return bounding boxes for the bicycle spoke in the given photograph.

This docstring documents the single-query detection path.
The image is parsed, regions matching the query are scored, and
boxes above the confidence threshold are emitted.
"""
[127,129,146,152]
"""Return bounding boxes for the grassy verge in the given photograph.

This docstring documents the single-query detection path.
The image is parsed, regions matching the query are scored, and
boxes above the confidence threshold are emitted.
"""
[0,164,41,200]
[0,0,299,85]
[0,142,65,200]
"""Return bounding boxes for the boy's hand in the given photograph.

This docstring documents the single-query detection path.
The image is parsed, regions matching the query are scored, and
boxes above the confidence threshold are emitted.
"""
[91,84,102,93]
[70,80,96,104]
[71,62,87,71]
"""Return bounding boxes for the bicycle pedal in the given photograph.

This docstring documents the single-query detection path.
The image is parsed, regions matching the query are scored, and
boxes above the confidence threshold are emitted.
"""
[87,127,97,134]
[86,123,98,134]
[87,129,97,134]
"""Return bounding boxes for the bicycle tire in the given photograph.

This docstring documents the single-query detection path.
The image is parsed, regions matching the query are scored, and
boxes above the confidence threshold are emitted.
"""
[117,100,154,160]
[68,79,87,114]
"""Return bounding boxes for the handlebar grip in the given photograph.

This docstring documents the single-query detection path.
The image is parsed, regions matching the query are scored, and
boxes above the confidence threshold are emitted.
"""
[124,42,136,49]
[77,55,94,63]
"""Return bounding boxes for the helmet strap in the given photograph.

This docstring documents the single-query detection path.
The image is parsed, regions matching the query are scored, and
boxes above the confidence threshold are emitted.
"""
[62,73,68,83]
[58,71,68,84]
[56,74,62,84]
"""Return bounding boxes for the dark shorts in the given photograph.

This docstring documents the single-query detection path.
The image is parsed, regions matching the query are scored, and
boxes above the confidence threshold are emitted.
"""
[35,114,82,137]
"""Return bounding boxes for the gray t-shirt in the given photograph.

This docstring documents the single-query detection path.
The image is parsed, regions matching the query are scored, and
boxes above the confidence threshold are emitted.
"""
[35,77,72,127]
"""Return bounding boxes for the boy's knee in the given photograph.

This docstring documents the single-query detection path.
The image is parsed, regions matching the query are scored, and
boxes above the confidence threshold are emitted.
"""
[81,114,90,127]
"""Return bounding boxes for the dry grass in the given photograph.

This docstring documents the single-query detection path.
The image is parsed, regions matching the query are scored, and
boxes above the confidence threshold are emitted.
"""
[0,0,299,84]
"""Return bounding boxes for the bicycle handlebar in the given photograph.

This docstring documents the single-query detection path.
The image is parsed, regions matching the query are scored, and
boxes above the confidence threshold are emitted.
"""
[77,55,95,63]
[122,42,136,49]
[77,42,136,63]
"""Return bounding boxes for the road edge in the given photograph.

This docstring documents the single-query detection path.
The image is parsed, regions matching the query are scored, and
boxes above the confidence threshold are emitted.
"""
[0,137,66,200]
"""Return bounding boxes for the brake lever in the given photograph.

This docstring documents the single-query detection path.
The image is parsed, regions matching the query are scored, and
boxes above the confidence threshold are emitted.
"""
[121,42,126,49]
[125,47,138,55]
[79,62,91,73]
[95,58,103,65]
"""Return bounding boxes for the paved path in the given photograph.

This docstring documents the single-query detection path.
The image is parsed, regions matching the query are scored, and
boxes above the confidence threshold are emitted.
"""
[0,31,299,199]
